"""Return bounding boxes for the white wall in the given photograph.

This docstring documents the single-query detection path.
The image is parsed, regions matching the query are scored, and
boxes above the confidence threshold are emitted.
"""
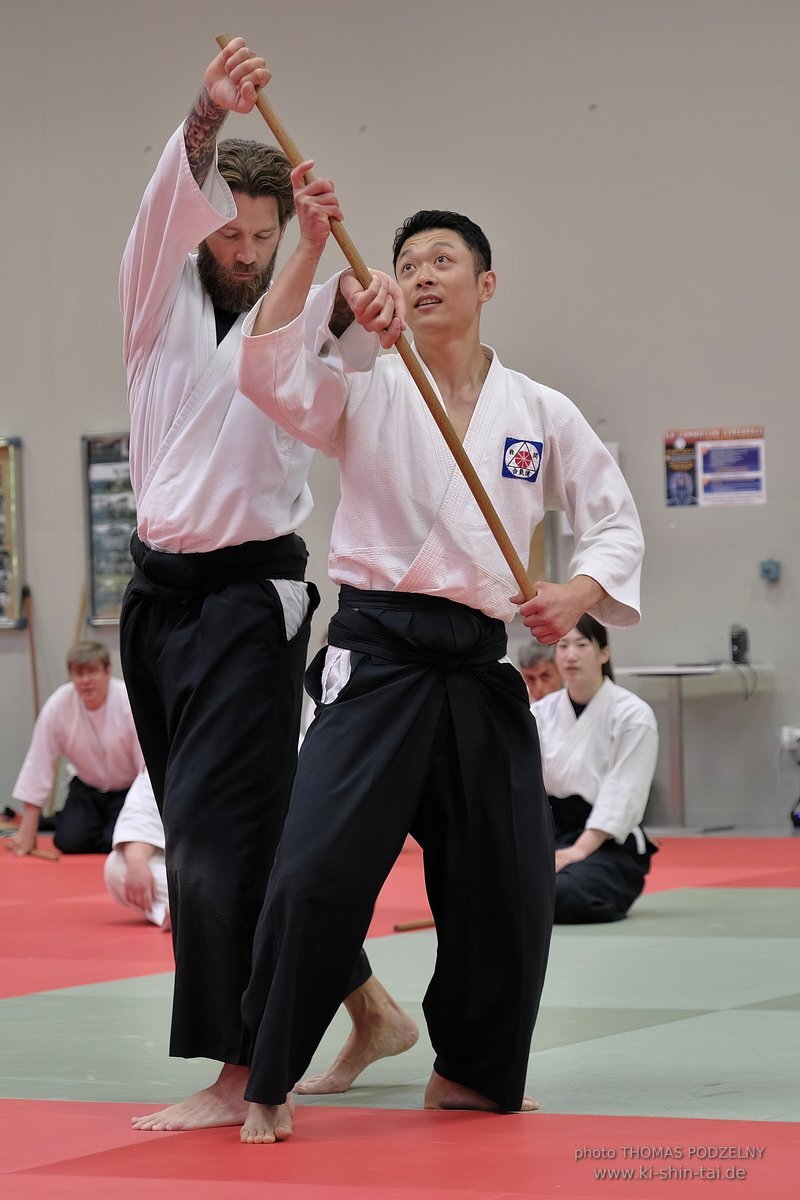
[2,0,798,822]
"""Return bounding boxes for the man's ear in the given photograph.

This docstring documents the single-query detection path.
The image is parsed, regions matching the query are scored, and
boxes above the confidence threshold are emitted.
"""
[478,270,496,304]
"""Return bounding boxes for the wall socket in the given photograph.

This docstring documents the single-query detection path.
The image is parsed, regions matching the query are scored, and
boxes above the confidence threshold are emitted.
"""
[780,726,800,749]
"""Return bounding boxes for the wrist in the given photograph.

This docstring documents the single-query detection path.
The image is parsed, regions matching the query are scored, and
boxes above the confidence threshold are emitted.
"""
[122,842,154,865]
[20,805,41,835]
[288,237,327,283]
[197,86,227,120]
[568,574,605,610]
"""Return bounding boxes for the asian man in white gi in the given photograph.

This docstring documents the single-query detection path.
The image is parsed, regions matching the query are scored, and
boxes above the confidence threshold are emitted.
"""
[232,159,645,1142]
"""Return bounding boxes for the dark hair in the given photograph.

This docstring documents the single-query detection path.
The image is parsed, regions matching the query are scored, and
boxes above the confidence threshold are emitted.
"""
[216,140,295,227]
[575,614,614,681]
[392,210,491,276]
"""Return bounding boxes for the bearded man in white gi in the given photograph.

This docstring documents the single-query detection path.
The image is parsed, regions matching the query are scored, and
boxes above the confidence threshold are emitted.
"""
[118,38,416,1133]
[232,156,645,1143]
[10,641,143,857]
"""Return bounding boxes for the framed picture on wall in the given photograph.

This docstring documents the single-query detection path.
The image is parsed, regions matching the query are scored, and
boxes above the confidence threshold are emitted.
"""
[0,437,25,628]
[82,433,136,625]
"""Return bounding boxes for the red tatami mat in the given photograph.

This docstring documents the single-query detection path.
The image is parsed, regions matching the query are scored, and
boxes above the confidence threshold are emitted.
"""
[644,836,800,893]
[368,836,800,934]
[0,1101,795,1200]
[2,836,797,999]
[0,840,174,999]
[367,839,432,936]
[0,837,415,1000]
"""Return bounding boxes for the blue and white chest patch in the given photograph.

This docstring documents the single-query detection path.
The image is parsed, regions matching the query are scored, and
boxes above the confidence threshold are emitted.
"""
[502,438,543,482]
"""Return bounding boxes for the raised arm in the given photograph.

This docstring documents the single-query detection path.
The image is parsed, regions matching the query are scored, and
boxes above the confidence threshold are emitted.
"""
[120,37,268,369]
[184,37,270,185]
[250,159,344,334]
[251,160,406,345]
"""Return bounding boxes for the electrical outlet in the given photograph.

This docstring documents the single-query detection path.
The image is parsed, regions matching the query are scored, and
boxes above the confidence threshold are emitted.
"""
[780,726,800,749]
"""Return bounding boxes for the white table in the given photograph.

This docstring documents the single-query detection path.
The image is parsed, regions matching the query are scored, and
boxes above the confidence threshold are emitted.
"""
[615,661,771,826]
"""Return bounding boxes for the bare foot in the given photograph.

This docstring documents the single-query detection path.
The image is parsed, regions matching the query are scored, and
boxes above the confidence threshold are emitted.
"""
[424,1069,539,1113]
[240,1093,295,1144]
[132,1062,249,1131]
[294,975,418,1094]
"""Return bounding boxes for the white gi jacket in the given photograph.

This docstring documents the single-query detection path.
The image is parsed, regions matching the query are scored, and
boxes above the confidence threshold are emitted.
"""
[532,680,658,843]
[239,276,644,625]
[105,770,168,927]
[120,126,345,553]
[13,679,144,807]
[111,770,164,851]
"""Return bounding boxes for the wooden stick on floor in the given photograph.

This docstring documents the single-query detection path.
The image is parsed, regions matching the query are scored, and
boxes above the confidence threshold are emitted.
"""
[394,918,435,932]
[3,841,60,862]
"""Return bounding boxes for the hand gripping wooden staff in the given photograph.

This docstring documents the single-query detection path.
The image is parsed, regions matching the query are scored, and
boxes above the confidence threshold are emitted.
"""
[216,34,536,601]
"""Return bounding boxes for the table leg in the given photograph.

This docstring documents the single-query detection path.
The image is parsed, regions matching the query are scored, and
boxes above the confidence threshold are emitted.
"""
[665,675,686,825]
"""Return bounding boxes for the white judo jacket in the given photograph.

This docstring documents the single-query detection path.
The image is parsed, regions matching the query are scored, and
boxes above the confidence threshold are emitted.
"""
[13,679,144,808]
[119,126,343,553]
[532,680,658,842]
[239,276,644,625]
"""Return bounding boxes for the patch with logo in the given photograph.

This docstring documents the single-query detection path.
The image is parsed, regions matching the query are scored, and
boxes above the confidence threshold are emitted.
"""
[502,438,543,482]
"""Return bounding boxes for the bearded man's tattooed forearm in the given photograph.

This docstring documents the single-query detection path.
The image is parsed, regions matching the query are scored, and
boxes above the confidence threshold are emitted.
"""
[184,89,227,185]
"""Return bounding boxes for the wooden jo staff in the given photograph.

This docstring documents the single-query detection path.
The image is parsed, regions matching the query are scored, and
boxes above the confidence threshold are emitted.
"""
[215,34,536,603]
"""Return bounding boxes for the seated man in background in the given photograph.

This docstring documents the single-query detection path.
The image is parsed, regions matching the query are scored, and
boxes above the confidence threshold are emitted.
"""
[518,640,562,702]
[104,770,169,927]
[9,641,144,856]
[532,615,658,923]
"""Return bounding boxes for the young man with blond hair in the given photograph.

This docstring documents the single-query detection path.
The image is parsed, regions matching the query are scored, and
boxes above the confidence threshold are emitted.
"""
[10,641,143,856]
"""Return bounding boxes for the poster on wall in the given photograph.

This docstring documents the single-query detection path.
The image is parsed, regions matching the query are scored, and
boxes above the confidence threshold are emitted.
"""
[664,425,766,507]
[0,437,25,628]
[83,433,136,625]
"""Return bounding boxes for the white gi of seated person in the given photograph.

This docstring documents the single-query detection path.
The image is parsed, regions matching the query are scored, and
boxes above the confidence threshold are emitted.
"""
[9,641,143,857]
[104,770,169,927]
[533,615,659,923]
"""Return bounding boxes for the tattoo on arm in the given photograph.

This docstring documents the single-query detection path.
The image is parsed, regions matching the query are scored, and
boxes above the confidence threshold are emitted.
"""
[184,88,227,186]
[329,287,356,339]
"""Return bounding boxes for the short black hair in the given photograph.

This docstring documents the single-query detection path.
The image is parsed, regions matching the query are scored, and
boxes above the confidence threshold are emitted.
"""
[392,210,492,276]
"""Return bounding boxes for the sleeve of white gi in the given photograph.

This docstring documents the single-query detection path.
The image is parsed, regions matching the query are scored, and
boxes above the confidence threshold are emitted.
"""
[11,693,64,808]
[112,771,165,851]
[119,125,237,374]
[239,274,379,455]
[584,715,659,842]
[542,391,645,627]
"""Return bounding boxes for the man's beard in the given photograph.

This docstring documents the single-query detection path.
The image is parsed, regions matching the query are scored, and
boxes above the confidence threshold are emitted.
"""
[196,241,278,313]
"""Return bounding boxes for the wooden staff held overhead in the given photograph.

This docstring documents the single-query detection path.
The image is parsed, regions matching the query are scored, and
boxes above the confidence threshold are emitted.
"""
[215,34,536,603]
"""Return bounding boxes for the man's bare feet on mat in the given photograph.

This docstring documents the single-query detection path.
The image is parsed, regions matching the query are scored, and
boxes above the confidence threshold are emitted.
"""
[240,1094,295,1144]
[294,975,419,1094]
[131,1062,249,1130]
[424,1069,539,1113]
